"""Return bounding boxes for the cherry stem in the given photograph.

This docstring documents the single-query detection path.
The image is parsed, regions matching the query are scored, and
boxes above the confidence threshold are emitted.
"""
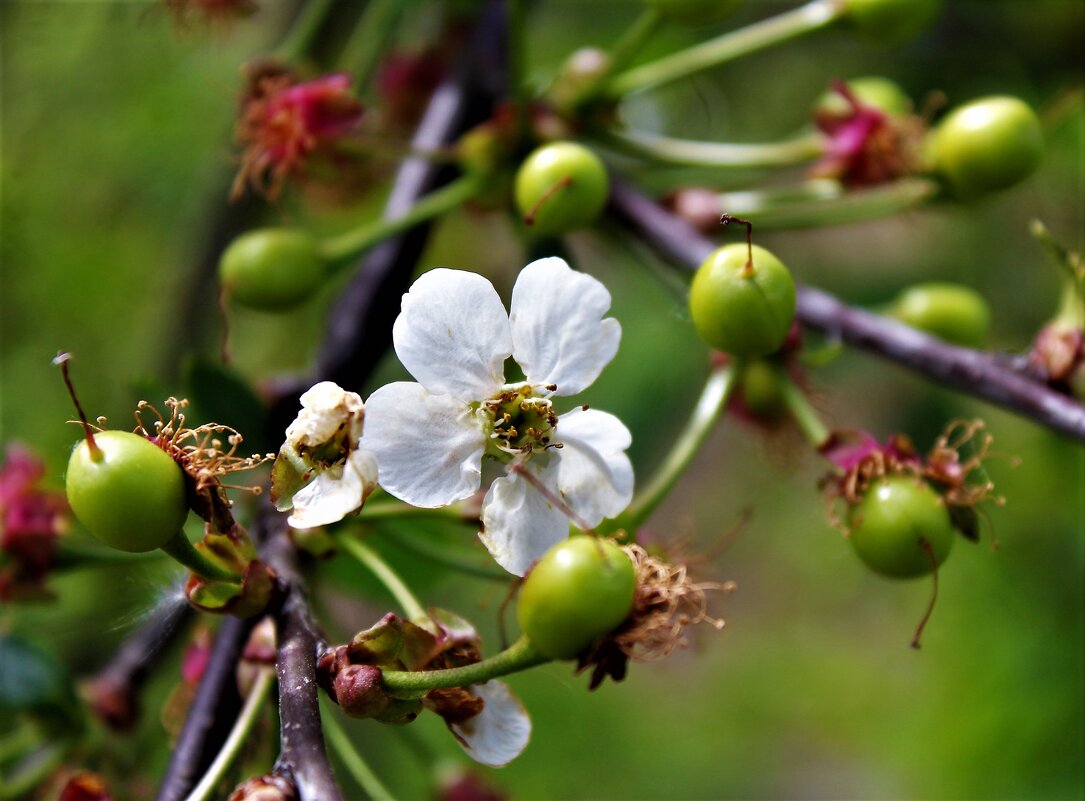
[778,371,831,449]
[53,351,102,461]
[910,538,940,649]
[380,635,548,697]
[510,459,593,531]
[160,530,243,585]
[335,534,430,626]
[720,213,755,275]
[522,176,573,227]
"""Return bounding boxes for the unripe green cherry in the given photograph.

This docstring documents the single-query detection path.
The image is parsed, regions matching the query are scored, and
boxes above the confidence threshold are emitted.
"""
[66,430,189,553]
[644,0,742,26]
[847,476,955,578]
[888,282,990,348]
[514,142,608,236]
[219,228,326,312]
[815,76,912,118]
[842,0,941,44]
[689,243,796,357]
[931,96,1043,197]
[517,536,636,660]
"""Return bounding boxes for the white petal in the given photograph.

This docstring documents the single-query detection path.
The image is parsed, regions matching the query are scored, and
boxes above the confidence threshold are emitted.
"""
[509,257,621,396]
[479,465,569,576]
[287,449,378,529]
[285,381,366,446]
[393,268,511,400]
[554,408,634,526]
[448,681,531,768]
[361,382,486,508]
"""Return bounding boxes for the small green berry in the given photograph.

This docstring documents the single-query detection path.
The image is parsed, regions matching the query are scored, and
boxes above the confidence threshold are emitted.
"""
[842,0,941,44]
[66,430,188,553]
[689,243,796,357]
[514,142,609,236]
[848,476,955,578]
[219,228,326,312]
[931,96,1044,197]
[517,536,636,660]
[888,283,991,348]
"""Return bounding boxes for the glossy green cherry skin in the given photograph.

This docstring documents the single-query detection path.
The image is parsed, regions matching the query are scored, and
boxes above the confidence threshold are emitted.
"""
[66,431,188,553]
[931,96,1043,197]
[888,282,990,348]
[842,0,941,45]
[219,228,326,312]
[517,536,636,660]
[514,142,609,236]
[815,76,912,118]
[847,476,955,578]
[644,0,742,26]
[689,243,796,357]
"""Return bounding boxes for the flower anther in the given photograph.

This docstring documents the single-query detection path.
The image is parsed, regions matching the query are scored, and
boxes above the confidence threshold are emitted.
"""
[361,258,633,575]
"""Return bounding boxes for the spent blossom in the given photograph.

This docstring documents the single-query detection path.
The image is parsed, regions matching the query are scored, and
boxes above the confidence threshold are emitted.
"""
[272,382,378,529]
[231,66,364,200]
[360,258,634,575]
[0,443,69,600]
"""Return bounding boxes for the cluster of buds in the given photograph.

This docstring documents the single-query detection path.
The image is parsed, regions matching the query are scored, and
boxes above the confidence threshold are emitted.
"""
[0,444,68,600]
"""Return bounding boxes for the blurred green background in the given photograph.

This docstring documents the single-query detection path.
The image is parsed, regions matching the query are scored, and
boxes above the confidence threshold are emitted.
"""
[1,1,1083,799]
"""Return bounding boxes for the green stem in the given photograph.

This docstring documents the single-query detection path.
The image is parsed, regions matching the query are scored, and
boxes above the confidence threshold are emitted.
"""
[321,707,398,801]
[319,174,484,264]
[598,128,824,169]
[182,666,275,801]
[0,726,38,765]
[381,636,548,697]
[338,0,408,94]
[778,373,830,448]
[722,177,940,229]
[160,531,242,584]
[337,535,428,623]
[390,528,510,583]
[274,0,339,63]
[607,8,664,74]
[603,0,845,98]
[614,362,741,532]
[0,744,66,801]
[357,500,467,522]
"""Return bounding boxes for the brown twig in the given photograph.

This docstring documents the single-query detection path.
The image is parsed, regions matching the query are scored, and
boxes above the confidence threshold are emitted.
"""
[608,179,1085,443]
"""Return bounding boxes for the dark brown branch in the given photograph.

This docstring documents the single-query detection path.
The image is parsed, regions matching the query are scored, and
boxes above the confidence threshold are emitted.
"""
[267,0,507,437]
[262,520,344,801]
[156,614,257,801]
[608,179,1085,443]
[83,597,191,731]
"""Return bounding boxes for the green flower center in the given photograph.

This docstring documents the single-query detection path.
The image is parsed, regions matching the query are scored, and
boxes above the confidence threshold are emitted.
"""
[480,384,559,459]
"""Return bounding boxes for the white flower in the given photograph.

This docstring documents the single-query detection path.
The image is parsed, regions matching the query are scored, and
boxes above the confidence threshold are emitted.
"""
[360,257,634,575]
[275,381,378,529]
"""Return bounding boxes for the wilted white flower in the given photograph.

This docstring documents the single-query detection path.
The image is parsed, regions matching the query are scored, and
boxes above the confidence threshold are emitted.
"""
[273,381,378,528]
[360,257,634,575]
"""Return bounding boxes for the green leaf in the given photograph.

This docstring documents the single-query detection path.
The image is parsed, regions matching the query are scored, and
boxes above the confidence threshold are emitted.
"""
[0,635,78,721]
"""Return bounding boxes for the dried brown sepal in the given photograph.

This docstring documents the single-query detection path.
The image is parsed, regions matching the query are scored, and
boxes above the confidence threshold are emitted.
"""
[58,771,114,801]
[820,419,1011,536]
[577,544,731,689]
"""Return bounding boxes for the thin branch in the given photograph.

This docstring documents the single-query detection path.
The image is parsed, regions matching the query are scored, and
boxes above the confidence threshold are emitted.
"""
[266,0,508,437]
[156,615,257,801]
[608,179,1085,443]
[83,597,192,731]
[263,521,345,801]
